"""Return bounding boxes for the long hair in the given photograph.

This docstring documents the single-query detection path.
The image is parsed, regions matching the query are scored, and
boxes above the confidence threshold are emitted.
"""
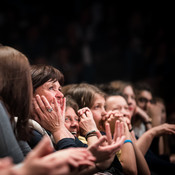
[30,64,64,93]
[0,46,32,140]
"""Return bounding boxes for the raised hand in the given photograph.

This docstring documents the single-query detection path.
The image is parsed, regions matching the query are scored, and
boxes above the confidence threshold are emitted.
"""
[32,95,74,142]
[88,121,126,170]
[78,107,98,136]
[15,136,96,175]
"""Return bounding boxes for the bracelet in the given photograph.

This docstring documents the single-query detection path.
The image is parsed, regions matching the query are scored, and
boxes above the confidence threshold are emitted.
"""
[85,130,96,140]
[124,139,133,144]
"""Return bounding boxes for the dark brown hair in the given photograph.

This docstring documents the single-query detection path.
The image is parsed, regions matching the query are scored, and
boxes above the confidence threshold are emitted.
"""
[30,64,64,93]
[0,46,32,140]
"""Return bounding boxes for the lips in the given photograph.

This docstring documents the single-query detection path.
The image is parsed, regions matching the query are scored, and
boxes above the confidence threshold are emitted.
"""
[128,106,133,111]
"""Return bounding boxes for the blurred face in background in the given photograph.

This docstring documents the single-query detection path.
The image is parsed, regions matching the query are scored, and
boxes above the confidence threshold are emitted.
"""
[122,85,137,117]
[90,94,107,130]
[156,101,166,124]
[136,90,153,111]
[64,106,80,137]
[105,95,131,121]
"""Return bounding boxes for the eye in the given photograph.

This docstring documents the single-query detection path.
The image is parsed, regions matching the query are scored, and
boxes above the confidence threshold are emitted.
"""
[65,117,70,122]
[94,105,100,109]
[75,117,80,122]
[49,86,54,90]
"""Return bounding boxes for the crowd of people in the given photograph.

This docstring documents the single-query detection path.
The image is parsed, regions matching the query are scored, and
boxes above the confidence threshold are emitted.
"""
[1,45,175,175]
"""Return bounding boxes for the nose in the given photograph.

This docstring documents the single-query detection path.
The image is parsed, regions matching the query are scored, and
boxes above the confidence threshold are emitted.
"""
[127,96,133,105]
[55,90,64,98]
[70,119,78,127]
[101,107,107,117]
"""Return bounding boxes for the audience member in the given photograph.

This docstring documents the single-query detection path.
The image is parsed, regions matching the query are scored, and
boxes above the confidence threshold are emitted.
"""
[0,45,96,175]
[63,82,150,175]
[29,64,126,174]
[107,80,175,175]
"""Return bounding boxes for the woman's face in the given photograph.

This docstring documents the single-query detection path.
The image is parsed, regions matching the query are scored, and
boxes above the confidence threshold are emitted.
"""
[105,95,131,120]
[157,101,166,124]
[122,85,137,117]
[64,107,80,137]
[34,80,64,106]
[90,94,107,130]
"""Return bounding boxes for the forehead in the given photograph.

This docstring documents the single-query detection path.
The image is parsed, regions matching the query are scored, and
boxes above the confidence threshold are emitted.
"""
[123,85,134,95]
[65,107,77,116]
[94,94,105,103]
[41,80,61,87]
[106,96,127,106]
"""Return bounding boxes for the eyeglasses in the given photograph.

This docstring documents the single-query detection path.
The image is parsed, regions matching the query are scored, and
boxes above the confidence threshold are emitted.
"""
[138,97,155,104]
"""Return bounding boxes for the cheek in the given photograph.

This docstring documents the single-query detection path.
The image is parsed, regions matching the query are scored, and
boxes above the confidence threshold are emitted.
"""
[64,123,70,129]
[92,111,101,124]
[41,91,55,104]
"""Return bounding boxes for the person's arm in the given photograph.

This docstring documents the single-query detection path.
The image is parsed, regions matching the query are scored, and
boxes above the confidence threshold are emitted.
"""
[14,136,96,175]
[106,111,137,175]
[136,123,175,155]
[119,122,137,175]
[135,106,152,130]
[0,101,24,164]
[131,134,151,175]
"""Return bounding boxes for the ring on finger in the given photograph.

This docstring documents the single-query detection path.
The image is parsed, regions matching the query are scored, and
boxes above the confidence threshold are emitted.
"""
[47,108,53,113]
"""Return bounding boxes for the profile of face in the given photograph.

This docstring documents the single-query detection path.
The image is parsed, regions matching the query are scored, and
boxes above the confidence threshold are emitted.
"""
[64,107,80,137]
[90,94,107,130]
[105,95,131,121]
[136,90,153,111]
[157,101,166,124]
[34,80,64,106]
[122,85,137,117]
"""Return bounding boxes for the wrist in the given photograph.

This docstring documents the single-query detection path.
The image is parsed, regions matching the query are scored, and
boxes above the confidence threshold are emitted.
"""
[85,130,97,140]
[124,139,133,144]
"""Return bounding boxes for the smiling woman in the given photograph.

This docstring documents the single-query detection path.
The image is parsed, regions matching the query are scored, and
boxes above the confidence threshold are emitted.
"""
[28,64,75,149]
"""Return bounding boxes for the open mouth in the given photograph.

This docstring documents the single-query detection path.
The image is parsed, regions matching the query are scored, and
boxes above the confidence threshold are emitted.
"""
[71,131,77,136]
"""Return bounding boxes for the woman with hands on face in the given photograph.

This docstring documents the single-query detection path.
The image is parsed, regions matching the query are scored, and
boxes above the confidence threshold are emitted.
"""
[105,92,150,175]
[64,95,127,174]
[29,64,75,149]
[30,65,126,174]
[0,46,96,175]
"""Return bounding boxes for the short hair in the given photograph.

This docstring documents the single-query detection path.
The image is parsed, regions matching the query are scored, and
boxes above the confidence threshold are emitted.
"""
[30,64,64,93]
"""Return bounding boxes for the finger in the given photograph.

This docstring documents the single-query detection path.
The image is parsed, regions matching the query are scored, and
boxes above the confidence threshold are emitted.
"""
[41,95,52,111]
[120,122,124,137]
[95,130,103,139]
[61,97,66,119]
[88,135,107,149]
[81,113,87,119]
[105,122,112,144]
[33,98,43,119]
[53,97,63,119]
[113,120,120,141]
[35,94,47,113]
[107,135,126,153]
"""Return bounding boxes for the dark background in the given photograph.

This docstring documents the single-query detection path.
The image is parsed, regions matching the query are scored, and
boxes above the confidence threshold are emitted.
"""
[1,1,175,115]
